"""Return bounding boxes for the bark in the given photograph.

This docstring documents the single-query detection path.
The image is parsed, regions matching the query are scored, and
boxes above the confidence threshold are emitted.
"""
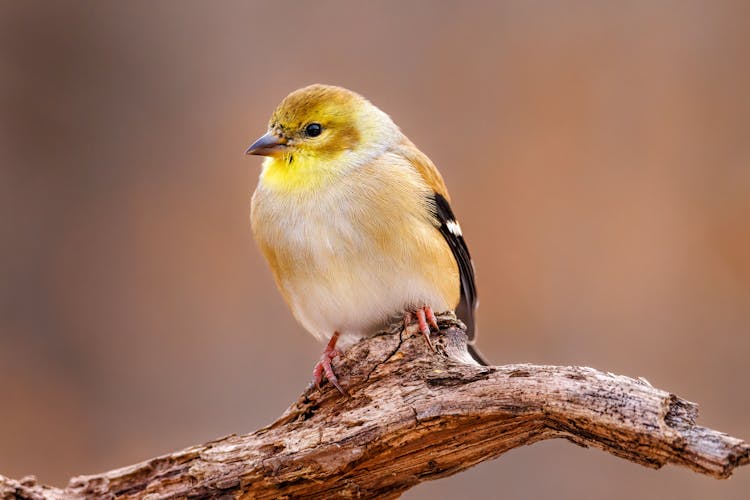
[2,314,748,499]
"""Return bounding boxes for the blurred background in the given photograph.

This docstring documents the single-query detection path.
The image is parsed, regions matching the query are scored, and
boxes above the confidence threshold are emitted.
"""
[1,1,749,498]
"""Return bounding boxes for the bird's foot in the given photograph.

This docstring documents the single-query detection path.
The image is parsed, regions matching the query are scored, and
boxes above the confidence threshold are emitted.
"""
[312,331,348,396]
[405,306,440,352]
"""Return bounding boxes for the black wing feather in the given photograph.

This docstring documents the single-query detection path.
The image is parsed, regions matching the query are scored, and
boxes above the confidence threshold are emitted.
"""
[431,193,485,363]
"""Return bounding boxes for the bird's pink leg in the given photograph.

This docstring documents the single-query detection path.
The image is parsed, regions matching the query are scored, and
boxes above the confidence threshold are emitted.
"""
[423,306,440,331]
[312,331,347,395]
[415,308,436,352]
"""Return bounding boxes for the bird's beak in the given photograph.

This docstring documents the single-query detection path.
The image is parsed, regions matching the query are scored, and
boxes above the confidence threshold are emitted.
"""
[245,132,288,157]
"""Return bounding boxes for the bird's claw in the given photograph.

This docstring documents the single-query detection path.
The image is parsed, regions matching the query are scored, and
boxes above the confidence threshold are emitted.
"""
[311,331,348,396]
[410,306,440,352]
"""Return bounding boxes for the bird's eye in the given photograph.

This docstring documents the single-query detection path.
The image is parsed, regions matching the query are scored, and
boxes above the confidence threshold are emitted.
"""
[305,123,322,137]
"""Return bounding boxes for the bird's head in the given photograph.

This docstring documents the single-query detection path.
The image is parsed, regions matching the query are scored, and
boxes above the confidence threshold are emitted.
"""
[246,85,399,191]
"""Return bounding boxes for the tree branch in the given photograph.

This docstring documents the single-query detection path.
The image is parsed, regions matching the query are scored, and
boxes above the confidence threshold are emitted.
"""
[2,314,748,499]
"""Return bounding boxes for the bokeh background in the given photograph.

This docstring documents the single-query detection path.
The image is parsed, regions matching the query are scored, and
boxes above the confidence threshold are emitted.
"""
[1,1,749,498]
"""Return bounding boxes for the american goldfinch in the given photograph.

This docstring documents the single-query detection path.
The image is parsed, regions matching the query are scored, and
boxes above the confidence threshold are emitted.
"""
[247,84,485,393]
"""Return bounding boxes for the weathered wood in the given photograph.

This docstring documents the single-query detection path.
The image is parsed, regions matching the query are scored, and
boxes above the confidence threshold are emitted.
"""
[2,314,748,499]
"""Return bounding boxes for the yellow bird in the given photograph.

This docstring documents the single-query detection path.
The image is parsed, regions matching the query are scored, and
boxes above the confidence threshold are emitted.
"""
[247,84,484,393]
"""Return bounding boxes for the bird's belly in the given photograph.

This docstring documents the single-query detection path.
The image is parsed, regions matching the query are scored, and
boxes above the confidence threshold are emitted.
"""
[264,209,455,345]
[283,250,452,347]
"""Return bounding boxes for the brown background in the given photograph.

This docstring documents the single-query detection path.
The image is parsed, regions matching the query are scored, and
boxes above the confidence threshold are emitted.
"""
[1,1,749,498]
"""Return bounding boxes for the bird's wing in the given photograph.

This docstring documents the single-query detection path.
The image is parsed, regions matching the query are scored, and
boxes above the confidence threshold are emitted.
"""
[397,138,479,345]
[431,192,478,341]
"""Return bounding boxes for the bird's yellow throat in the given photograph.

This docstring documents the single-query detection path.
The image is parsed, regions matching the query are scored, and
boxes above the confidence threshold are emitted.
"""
[260,154,340,193]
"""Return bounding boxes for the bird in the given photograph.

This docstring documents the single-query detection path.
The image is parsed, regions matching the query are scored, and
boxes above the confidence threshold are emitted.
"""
[246,84,485,393]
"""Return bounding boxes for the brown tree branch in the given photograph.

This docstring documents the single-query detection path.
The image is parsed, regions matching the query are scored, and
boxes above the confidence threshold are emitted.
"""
[2,314,748,499]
